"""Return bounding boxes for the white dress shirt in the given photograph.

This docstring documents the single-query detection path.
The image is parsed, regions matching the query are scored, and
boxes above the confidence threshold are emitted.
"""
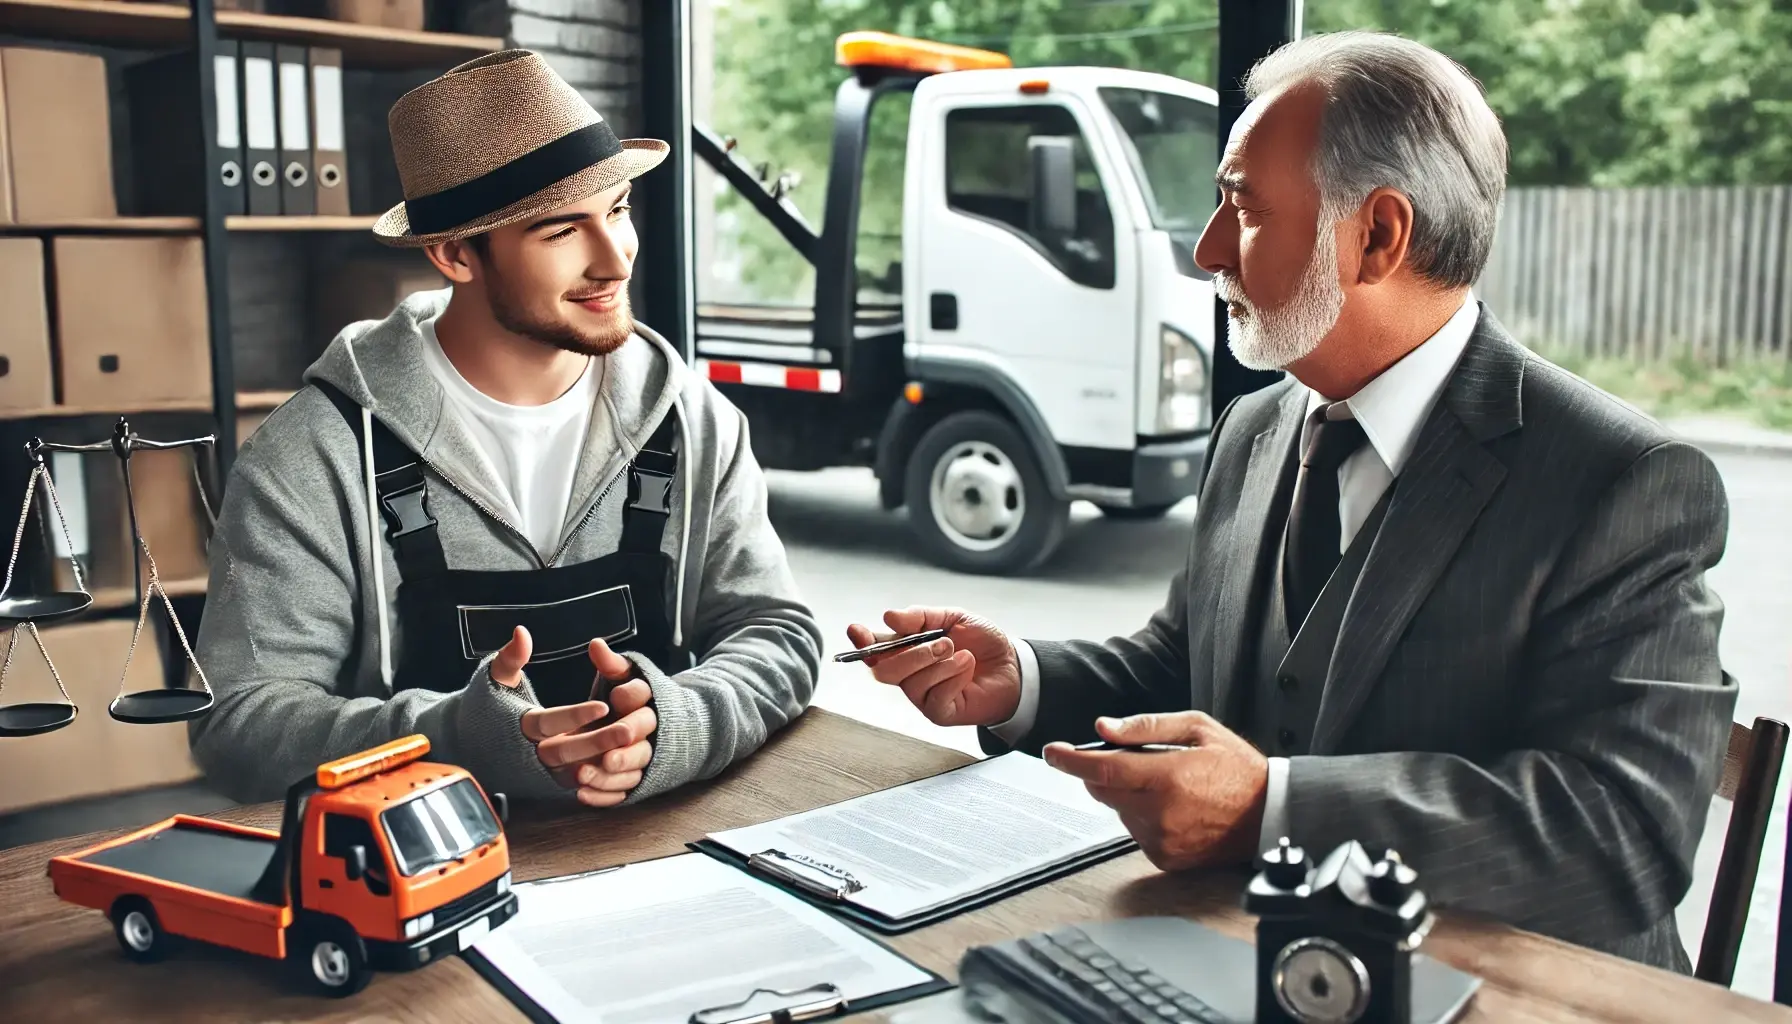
[419,315,601,558]
[991,293,1481,854]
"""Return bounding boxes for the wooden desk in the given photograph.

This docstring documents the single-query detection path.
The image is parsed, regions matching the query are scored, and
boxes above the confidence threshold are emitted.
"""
[0,708,1785,1023]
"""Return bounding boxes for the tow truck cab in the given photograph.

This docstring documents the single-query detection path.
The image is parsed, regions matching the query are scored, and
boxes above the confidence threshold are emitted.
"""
[693,32,1221,574]
[267,735,515,965]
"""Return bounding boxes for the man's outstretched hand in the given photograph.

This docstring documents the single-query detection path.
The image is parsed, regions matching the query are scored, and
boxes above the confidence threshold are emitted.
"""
[844,607,1022,728]
[492,628,657,807]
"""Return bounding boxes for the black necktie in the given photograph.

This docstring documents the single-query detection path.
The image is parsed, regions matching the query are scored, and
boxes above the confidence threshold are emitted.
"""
[1283,406,1368,631]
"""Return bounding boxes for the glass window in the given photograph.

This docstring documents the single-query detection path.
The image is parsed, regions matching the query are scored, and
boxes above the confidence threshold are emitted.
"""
[944,104,1116,289]
[322,812,389,893]
[1099,87,1220,236]
[380,778,502,877]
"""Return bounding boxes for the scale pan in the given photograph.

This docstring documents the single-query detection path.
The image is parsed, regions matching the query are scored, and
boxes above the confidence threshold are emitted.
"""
[0,591,93,628]
[0,701,77,737]
[109,689,213,725]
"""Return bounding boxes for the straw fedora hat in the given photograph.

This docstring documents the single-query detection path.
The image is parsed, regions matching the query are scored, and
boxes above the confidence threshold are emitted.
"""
[374,49,668,247]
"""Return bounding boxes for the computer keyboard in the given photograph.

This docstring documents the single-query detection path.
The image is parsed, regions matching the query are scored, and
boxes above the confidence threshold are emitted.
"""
[1016,925,1234,1024]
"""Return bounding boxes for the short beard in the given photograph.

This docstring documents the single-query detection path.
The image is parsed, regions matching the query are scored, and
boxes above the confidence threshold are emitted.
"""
[484,261,634,357]
[1215,214,1345,371]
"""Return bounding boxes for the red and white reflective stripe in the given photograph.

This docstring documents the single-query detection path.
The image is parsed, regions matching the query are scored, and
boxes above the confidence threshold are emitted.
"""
[696,359,842,393]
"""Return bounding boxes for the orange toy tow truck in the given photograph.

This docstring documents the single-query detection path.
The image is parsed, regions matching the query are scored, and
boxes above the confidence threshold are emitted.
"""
[46,735,518,997]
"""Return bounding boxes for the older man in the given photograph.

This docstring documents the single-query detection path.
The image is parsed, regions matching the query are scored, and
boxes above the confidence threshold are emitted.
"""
[846,30,1735,971]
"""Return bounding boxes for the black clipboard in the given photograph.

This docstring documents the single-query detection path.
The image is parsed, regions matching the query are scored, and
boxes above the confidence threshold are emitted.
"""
[688,836,1136,935]
[460,861,953,1024]
[687,752,1140,934]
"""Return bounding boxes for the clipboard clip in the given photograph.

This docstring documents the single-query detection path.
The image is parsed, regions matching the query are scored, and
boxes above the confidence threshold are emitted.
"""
[746,849,865,901]
[688,982,846,1024]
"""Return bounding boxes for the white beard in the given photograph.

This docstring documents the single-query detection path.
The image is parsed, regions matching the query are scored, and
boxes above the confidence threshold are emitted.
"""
[1214,221,1346,371]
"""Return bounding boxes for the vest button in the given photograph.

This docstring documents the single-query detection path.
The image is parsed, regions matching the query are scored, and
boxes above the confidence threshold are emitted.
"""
[1278,727,1298,750]
[1277,674,1298,694]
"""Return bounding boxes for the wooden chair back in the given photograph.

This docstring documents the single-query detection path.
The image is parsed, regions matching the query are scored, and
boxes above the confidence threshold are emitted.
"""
[1696,716,1788,990]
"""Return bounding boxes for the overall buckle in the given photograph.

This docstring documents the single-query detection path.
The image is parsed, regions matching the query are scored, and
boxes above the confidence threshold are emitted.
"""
[627,466,674,517]
[377,475,437,539]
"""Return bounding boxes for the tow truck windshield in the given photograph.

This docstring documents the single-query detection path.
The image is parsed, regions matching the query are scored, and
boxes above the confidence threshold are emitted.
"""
[1099,87,1219,235]
[380,778,501,876]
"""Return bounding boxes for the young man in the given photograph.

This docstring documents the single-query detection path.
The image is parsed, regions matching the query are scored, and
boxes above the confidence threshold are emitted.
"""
[190,50,821,808]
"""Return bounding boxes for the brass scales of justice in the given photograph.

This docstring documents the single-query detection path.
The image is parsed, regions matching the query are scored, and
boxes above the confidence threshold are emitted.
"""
[0,418,217,737]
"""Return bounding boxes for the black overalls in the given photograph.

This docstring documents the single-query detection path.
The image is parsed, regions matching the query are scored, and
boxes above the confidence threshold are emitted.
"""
[317,383,685,710]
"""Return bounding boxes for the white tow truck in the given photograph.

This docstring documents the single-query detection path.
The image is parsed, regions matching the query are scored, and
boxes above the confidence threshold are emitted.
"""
[692,31,1222,574]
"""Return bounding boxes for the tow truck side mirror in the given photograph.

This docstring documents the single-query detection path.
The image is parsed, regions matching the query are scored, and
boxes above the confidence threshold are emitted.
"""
[346,845,367,883]
[1027,135,1078,237]
[492,792,509,825]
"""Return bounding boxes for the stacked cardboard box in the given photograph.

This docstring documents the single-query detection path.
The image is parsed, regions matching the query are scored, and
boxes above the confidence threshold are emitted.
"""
[0,47,117,223]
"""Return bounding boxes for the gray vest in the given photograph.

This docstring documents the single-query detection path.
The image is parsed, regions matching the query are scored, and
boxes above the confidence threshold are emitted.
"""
[1246,485,1395,756]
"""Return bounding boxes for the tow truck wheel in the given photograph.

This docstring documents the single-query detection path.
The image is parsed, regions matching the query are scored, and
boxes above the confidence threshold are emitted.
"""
[111,897,172,963]
[905,411,1068,575]
[299,919,373,997]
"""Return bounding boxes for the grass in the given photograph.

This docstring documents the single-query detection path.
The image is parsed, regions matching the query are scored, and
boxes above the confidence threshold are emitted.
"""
[1532,347,1792,431]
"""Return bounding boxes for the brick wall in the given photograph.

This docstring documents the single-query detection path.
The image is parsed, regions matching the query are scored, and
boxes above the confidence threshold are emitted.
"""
[459,0,641,135]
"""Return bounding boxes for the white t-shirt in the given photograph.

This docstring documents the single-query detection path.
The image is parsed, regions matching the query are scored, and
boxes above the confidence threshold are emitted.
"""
[418,317,599,557]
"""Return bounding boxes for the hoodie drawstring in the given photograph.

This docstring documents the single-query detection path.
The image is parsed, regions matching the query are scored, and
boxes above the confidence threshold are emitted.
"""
[672,394,692,652]
[363,406,394,689]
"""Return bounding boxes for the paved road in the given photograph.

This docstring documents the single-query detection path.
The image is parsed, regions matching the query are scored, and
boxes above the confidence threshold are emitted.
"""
[769,450,1791,1001]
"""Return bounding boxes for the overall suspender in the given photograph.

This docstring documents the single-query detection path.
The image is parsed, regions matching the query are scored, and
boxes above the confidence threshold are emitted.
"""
[314,381,679,581]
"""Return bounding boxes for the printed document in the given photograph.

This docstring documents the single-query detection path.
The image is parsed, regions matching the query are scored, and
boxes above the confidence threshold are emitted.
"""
[469,853,933,1024]
[704,752,1131,920]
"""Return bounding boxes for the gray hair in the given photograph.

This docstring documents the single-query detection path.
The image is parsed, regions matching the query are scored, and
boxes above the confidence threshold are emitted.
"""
[1245,30,1508,289]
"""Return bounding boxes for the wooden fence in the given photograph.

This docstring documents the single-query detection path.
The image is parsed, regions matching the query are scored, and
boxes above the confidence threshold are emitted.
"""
[1477,186,1792,363]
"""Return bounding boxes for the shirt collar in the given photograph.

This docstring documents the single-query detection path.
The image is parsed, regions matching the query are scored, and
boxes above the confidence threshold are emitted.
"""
[1304,291,1479,476]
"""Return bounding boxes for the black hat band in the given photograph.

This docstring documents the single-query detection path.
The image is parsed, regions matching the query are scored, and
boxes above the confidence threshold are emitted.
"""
[404,120,624,236]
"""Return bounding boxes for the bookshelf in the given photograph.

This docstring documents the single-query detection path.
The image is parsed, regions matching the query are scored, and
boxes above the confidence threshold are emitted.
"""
[0,215,383,234]
[0,0,502,69]
[0,0,502,617]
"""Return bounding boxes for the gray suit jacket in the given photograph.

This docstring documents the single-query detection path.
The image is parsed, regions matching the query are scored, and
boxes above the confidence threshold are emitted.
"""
[987,309,1737,971]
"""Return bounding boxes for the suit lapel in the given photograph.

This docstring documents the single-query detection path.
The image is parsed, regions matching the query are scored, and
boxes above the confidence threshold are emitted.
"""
[1309,311,1527,752]
[1211,384,1305,725]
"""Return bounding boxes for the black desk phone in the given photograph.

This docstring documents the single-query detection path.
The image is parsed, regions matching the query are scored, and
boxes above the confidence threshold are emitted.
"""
[956,839,1480,1024]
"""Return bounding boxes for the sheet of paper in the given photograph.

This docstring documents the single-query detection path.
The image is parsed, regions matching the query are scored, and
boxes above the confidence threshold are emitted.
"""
[706,752,1131,920]
[469,852,933,1024]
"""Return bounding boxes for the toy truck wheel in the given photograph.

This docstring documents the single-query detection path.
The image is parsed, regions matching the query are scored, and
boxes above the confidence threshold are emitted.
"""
[111,897,172,963]
[905,411,1068,575]
[297,919,372,998]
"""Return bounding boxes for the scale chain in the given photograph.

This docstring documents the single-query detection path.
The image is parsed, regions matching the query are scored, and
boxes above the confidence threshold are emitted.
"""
[119,535,212,702]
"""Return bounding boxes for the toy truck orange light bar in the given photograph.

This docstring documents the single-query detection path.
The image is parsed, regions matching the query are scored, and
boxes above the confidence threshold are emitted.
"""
[835,31,1012,74]
[317,734,431,789]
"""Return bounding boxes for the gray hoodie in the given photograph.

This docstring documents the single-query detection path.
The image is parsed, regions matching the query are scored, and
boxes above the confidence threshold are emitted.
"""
[188,288,821,805]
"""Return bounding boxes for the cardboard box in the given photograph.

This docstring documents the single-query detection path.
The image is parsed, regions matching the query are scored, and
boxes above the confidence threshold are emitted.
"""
[0,618,200,815]
[0,47,117,222]
[326,0,424,30]
[0,237,53,411]
[84,448,211,591]
[53,236,212,409]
